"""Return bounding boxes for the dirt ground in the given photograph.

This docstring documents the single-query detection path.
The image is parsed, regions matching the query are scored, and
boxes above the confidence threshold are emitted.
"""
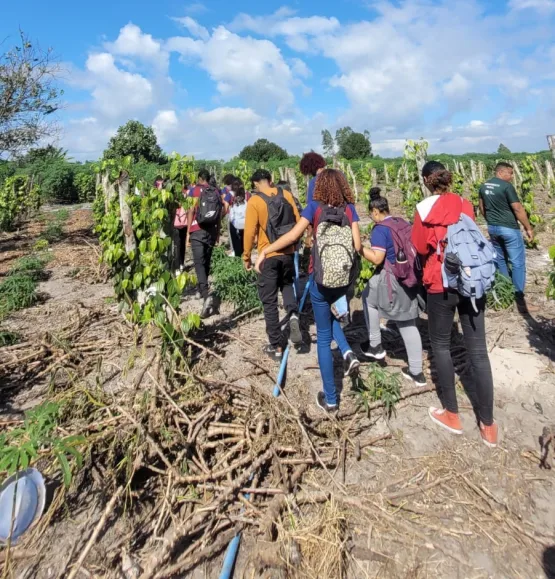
[1,204,555,579]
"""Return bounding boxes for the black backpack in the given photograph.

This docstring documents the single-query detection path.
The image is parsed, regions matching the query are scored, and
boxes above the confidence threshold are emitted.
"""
[257,187,297,243]
[196,185,223,227]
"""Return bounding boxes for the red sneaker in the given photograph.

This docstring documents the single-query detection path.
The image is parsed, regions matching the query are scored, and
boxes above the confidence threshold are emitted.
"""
[428,407,463,435]
[480,422,498,448]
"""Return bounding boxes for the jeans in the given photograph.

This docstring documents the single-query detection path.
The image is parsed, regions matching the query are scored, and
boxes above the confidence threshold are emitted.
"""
[229,223,244,257]
[427,291,494,426]
[190,229,217,300]
[488,225,526,297]
[310,283,353,406]
[258,254,297,348]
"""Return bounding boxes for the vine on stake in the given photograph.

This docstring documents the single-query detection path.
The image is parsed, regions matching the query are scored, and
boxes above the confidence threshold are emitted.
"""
[520,155,542,249]
[0,175,41,232]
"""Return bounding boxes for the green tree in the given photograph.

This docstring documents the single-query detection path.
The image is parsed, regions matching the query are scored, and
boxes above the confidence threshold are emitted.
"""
[340,131,373,160]
[497,143,511,155]
[39,161,77,203]
[238,139,288,162]
[18,145,68,165]
[0,32,62,156]
[321,129,335,157]
[74,169,96,202]
[103,121,166,164]
[335,127,354,153]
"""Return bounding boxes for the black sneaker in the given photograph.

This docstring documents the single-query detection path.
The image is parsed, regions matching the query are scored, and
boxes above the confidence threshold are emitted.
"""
[200,295,215,319]
[360,341,386,360]
[289,313,303,345]
[401,367,427,387]
[316,391,338,414]
[263,344,283,363]
[344,351,360,377]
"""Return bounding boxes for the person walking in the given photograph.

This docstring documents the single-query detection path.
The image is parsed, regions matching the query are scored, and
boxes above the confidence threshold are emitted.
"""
[300,152,327,206]
[186,170,228,319]
[255,169,361,414]
[360,188,426,387]
[479,162,537,314]
[243,169,302,361]
[412,161,498,448]
[228,179,248,258]
[173,178,190,275]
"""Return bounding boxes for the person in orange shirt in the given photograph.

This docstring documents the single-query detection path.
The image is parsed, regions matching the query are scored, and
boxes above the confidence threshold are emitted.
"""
[243,169,302,361]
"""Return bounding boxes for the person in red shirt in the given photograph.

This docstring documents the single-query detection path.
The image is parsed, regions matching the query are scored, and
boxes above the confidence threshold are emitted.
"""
[412,161,497,448]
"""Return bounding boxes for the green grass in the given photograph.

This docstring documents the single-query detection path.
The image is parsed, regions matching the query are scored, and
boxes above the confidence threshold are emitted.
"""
[0,330,20,346]
[8,255,50,279]
[43,222,64,242]
[487,272,516,311]
[53,208,70,222]
[353,364,402,418]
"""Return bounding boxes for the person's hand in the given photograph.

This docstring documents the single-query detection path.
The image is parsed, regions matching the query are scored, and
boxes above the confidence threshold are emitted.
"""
[526,228,535,242]
[254,251,267,274]
[244,260,252,271]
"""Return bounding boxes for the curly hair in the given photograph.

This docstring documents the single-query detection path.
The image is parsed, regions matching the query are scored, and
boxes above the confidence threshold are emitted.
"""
[313,169,355,206]
[427,170,453,192]
[300,152,326,177]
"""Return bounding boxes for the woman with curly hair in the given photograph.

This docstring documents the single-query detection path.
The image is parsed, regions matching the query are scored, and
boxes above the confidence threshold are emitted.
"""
[300,152,327,205]
[255,169,362,414]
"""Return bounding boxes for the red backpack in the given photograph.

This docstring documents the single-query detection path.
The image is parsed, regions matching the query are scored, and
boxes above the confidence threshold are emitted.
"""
[379,218,420,288]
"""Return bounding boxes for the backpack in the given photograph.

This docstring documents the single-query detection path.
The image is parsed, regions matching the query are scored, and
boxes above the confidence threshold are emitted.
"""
[379,218,420,288]
[174,207,187,229]
[230,201,246,230]
[439,210,496,312]
[196,185,222,227]
[257,187,297,243]
[313,204,355,289]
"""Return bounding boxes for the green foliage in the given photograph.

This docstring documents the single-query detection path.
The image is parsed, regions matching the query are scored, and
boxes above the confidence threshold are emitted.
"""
[520,155,542,248]
[452,172,464,195]
[356,258,375,297]
[43,222,64,242]
[0,32,62,155]
[211,247,261,313]
[321,129,335,157]
[38,159,78,203]
[497,143,511,155]
[74,170,96,202]
[339,131,372,160]
[103,121,167,164]
[353,365,401,418]
[33,239,49,251]
[238,139,289,162]
[8,254,49,279]
[547,245,555,300]
[0,274,38,320]
[487,272,516,311]
[0,175,41,231]
[0,330,20,346]
[0,402,85,487]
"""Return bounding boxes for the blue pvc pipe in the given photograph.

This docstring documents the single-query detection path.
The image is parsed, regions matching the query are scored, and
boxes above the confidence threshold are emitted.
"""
[273,278,311,398]
[219,491,251,579]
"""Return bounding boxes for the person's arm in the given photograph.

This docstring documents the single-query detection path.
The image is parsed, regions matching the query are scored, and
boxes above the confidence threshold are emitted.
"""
[360,246,386,266]
[185,208,194,247]
[352,221,362,253]
[255,218,310,273]
[506,182,534,241]
[479,198,485,218]
[360,223,387,266]
[243,200,258,270]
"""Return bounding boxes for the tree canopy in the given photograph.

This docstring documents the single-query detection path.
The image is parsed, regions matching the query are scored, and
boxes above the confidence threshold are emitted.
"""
[238,139,288,162]
[103,121,167,164]
[497,143,511,155]
[338,129,373,160]
[321,130,335,157]
[0,32,62,156]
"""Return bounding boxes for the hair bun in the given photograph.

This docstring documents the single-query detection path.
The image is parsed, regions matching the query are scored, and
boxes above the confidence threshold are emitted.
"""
[369,187,382,201]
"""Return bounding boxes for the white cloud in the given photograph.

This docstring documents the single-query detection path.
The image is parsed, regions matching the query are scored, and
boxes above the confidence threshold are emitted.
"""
[105,23,168,70]
[184,2,208,15]
[290,58,311,79]
[172,16,209,40]
[510,0,555,12]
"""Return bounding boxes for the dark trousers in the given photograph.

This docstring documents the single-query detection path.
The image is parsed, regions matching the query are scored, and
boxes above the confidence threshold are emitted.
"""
[427,291,494,426]
[230,224,244,257]
[190,229,216,300]
[173,227,187,270]
[258,254,297,348]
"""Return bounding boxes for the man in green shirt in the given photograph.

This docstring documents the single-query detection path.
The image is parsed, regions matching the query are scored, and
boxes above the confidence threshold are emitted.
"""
[479,162,536,313]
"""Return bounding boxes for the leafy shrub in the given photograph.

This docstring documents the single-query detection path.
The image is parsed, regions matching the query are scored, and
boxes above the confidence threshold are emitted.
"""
[211,246,261,313]
[43,221,64,242]
[74,170,96,202]
[0,274,38,319]
[353,364,401,417]
[33,238,49,251]
[54,208,70,222]
[0,175,41,231]
[0,402,85,486]
[8,255,49,280]
[487,272,516,311]
[356,258,375,297]
[0,330,20,346]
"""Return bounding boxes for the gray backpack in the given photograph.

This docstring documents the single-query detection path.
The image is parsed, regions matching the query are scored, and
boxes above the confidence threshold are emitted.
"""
[439,212,496,312]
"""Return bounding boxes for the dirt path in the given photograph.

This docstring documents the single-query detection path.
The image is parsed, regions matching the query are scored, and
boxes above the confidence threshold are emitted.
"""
[1,206,555,578]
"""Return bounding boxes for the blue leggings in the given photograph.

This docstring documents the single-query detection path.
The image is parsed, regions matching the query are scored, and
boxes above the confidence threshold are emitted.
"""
[310,283,352,406]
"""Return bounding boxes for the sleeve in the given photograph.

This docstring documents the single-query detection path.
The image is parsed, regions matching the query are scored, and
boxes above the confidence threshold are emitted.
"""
[411,211,428,256]
[370,225,388,252]
[505,182,520,204]
[301,201,317,225]
[348,204,360,222]
[243,199,259,264]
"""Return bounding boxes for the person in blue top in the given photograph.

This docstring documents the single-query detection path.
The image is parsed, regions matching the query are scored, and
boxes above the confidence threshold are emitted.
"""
[255,169,362,414]
[359,188,426,386]
[300,152,327,206]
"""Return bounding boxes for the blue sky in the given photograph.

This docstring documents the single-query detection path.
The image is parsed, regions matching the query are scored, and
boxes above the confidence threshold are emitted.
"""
[2,0,555,160]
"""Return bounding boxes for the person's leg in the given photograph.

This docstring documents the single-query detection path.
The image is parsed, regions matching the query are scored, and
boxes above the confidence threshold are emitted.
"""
[257,257,282,348]
[279,255,297,316]
[179,228,187,268]
[172,227,183,272]
[457,298,494,426]
[396,320,423,376]
[427,292,458,413]
[310,283,339,406]
[365,302,382,348]
[488,226,510,280]
[229,223,242,257]
[191,237,209,299]
[501,227,526,297]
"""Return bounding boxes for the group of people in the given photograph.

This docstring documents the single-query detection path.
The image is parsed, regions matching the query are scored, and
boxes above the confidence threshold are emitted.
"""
[172,153,538,450]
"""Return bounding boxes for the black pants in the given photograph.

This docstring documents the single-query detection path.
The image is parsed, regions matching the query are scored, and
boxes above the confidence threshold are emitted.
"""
[190,229,217,300]
[230,223,244,257]
[173,227,187,270]
[427,291,494,426]
[258,254,297,348]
